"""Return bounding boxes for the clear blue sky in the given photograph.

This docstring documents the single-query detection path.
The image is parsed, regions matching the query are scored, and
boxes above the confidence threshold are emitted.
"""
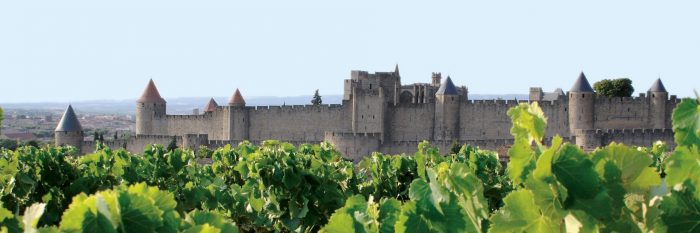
[0,0,698,103]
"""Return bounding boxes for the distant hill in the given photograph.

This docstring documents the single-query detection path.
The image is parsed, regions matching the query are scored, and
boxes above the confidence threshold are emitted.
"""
[0,94,528,115]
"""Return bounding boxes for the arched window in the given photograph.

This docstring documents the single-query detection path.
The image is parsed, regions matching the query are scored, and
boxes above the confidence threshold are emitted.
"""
[399,91,414,104]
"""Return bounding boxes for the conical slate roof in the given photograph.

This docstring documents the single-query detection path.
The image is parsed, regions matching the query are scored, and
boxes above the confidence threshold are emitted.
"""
[570,72,594,92]
[228,89,246,106]
[203,98,218,112]
[55,105,82,132]
[436,76,458,95]
[648,78,667,92]
[137,79,166,103]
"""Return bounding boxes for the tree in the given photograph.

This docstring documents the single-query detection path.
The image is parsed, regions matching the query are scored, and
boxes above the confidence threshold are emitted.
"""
[196,145,212,158]
[0,106,3,135]
[0,139,17,150]
[22,140,40,148]
[311,89,322,106]
[593,78,634,97]
[93,132,99,142]
[450,140,462,155]
[167,137,178,151]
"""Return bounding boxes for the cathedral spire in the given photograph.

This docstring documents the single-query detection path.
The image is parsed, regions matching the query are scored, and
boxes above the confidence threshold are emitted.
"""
[394,64,400,76]
[137,79,166,103]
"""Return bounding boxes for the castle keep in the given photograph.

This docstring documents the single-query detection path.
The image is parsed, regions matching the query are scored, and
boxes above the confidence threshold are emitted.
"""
[55,66,679,160]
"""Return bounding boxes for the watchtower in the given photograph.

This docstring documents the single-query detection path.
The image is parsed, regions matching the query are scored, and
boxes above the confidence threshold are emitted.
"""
[55,105,83,150]
[135,79,167,135]
[434,76,461,140]
[648,78,669,129]
[228,89,249,140]
[568,72,595,133]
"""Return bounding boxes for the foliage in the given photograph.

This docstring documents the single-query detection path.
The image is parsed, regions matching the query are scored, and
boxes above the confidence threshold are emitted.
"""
[0,139,18,150]
[639,141,669,177]
[0,106,3,135]
[671,97,700,147]
[1,183,238,233]
[167,137,178,151]
[320,195,400,233]
[0,139,511,232]
[487,99,700,233]
[593,78,635,97]
[195,145,212,159]
[2,97,700,232]
[311,89,322,106]
[324,162,489,233]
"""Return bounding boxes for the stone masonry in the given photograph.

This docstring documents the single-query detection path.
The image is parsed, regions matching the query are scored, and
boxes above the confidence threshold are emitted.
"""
[55,66,679,161]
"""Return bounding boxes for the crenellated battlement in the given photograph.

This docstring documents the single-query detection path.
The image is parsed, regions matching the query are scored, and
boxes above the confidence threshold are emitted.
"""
[59,68,680,159]
[466,99,536,105]
[584,128,674,136]
[250,104,345,111]
[594,96,649,104]
[163,114,216,120]
[575,128,675,151]
[592,94,681,104]
[324,131,382,138]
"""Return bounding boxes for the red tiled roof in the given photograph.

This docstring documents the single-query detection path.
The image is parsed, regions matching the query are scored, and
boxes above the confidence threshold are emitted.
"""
[203,98,218,112]
[228,89,246,106]
[137,79,166,103]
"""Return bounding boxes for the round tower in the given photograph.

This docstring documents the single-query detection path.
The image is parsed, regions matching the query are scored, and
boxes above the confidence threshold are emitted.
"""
[568,72,596,134]
[228,88,249,140]
[434,76,461,141]
[135,79,167,135]
[55,105,84,150]
[648,78,668,129]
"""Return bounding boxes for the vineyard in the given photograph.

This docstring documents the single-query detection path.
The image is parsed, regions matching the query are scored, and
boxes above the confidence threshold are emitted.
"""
[1,97,699,233]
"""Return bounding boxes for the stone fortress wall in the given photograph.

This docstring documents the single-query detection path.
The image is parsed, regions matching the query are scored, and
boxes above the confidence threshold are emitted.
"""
[81,134,181,154]
[55,66,680,160]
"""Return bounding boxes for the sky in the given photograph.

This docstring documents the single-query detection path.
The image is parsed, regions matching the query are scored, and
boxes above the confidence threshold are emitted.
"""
[0,0,698,103]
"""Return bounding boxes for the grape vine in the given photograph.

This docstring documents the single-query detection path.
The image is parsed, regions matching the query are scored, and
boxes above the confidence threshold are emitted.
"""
[1,97,699,232]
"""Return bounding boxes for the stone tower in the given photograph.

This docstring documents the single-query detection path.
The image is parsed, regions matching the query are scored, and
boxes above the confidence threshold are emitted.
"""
[55,105,83,149]
[648,78,668,129]
[529,87,544,101]
[136,79,167,135]
[228,89,249,140]
[569,72,596,143]
[431,72,442,86]
[434,76,461,140]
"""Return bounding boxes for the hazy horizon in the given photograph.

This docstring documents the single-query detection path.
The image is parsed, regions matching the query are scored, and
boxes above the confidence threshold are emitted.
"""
[1,0,698,103]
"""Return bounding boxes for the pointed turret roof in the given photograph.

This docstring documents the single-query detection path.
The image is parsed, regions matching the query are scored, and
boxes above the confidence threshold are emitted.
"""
[436,76,458,95]
[394,64,400,76]
[137,79,166,103]
[570,72,594,92]
[55,105,82,132]
[203,98,218,112]
[228,89,246,106]
[648,78,667,92]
